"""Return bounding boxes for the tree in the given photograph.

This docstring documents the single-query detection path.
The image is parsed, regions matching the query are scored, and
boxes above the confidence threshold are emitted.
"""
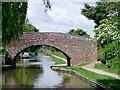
[68,29,90,37]
[2,1,51,47]
[2,2,28,46]
[82,2,119,70]
[94,16,118,47]
[94,14,119,67]
[23,19,39,32]
[81,2,119,28]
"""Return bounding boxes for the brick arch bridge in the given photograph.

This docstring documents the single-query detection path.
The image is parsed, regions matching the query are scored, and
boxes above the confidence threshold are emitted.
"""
[5,32,97,66]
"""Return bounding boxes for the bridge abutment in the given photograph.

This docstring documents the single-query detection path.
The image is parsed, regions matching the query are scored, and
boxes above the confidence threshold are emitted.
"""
[5,54,16,67]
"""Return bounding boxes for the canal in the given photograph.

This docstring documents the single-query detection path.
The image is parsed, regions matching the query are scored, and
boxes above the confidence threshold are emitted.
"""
[2,54,92,89]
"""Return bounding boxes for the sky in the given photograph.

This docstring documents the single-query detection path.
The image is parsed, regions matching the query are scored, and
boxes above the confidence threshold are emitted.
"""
[27,0,100,38]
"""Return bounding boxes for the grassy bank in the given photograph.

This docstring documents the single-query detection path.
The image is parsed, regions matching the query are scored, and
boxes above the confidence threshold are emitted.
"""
[76,62,90,67]
[39,51,120,89]
[94,63,119,75]
[38,52,66,65]
[51,51,67,59]
[58,66,120,89]
[51,56,66,65]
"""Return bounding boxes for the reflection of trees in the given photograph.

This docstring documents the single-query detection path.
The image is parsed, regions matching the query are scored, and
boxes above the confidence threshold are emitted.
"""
[15,66,43,87]
[2,69,20,88]
[2,65,43,88]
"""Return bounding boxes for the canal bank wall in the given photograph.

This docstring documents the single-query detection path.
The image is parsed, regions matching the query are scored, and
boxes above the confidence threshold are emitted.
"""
[0,55,16,71]
[51,66,113,90]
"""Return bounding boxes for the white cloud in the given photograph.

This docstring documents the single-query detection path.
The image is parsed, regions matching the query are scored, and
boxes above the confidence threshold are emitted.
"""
[27,1,97,37]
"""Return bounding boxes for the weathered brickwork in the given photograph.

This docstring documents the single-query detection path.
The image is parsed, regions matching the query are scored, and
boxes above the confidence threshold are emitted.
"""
[5,32,97,66]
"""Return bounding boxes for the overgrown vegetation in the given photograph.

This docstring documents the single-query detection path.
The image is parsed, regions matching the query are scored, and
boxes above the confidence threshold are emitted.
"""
[82,2,119,74]
[2,0,50,47]
[58,66,120,89]
[2,2,28,46]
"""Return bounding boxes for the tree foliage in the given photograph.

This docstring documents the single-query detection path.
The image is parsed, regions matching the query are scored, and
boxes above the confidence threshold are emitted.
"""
[81,2,118,28]
[68,29,90,37]
[94,16,118,47]
[2,2,28,46]
[98,41,119,69]
[23,19,39,32]
[2,1,52,46]
[103,41,118,60]
[95,16,119,68]
[82,1,119,70]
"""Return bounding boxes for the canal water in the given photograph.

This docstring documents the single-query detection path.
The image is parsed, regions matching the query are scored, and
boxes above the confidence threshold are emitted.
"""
[2,54,91,89]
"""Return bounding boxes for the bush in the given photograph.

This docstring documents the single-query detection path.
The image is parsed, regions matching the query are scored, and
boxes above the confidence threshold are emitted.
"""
[97,41,118,70]
[111,56,119,70]
[98,41,118,62]
[97,47,106,63]
[103,41,118,60]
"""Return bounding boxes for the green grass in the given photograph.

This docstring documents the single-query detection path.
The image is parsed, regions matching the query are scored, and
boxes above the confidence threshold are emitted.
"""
[38,51,66,65]
[38,51,66,59]
[52,51,67,59]
[51,56,66,65]
[58,66,120,89]
[105,68,119,75]
[94,63,107,69]
[76,62,90,67]
[94,63,119,75]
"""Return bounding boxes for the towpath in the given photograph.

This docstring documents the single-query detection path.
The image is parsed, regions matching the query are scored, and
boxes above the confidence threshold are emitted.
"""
[52,55,120,80]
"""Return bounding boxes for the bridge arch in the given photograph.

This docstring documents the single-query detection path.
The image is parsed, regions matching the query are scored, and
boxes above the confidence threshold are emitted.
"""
[14,44,71,66]
[5,32,97,66]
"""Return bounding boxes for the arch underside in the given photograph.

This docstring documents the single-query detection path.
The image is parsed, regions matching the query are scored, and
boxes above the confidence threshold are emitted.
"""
[14,44,71,66]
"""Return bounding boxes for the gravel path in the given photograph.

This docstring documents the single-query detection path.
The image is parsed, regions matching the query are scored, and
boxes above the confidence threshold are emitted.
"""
[81,61,120,80]
[52,55,120,80]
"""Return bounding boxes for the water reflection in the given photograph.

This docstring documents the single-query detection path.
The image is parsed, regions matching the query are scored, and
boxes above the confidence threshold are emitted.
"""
[2,54,91,88]
[2,65,43,88]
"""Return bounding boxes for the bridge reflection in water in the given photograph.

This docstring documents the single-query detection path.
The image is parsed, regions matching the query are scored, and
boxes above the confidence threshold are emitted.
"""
[2,54,91,88]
